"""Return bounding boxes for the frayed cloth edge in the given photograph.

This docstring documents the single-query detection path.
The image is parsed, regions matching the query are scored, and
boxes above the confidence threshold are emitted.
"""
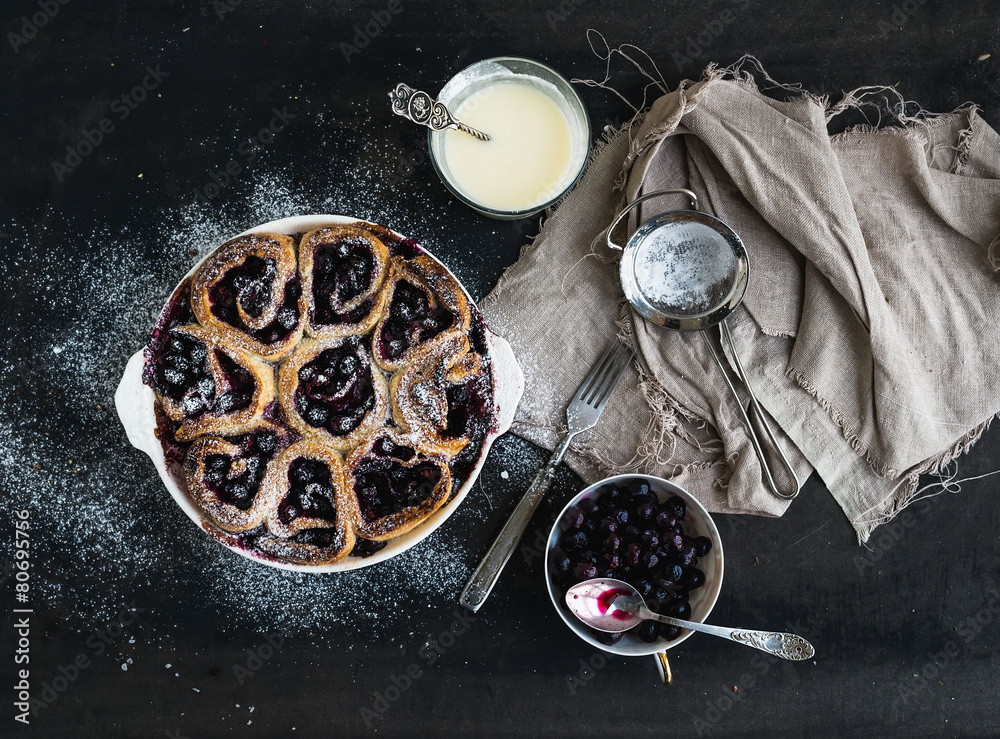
[851,415,996,543]
[785,366,900,479]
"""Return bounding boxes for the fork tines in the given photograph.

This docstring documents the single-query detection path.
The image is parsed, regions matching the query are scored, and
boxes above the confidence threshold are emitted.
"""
[577,342,634,409]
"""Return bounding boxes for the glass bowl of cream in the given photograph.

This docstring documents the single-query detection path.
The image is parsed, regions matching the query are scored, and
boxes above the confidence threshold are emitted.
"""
[428,57,590,219]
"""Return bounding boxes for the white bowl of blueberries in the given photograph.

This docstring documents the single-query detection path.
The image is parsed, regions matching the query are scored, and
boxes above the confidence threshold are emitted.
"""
[545,474,724,656]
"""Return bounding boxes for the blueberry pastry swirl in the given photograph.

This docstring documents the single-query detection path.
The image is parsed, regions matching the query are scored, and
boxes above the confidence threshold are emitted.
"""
[192,233,306,360]
[150,324,275,442]
[279,336,388,451]
[299,225,391,340]
[371,255,471,372]
[346,428,451,541]
[389,329,486,458]
[255,441,358,565]
[184,421,287,533]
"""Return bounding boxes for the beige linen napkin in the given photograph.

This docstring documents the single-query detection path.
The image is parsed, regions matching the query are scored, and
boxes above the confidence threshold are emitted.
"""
[479,63,1000,541]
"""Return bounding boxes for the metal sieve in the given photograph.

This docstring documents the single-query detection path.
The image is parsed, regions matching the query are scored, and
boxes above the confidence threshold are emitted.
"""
[607,189,800,500]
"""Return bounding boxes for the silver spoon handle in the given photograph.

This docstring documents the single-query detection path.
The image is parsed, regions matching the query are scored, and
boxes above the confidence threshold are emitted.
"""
[389,83,491,141]
[645,610,815,661]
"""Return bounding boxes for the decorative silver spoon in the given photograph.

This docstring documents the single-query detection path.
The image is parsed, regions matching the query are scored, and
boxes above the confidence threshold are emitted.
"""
[565,578,815,661]
[389,82,491,141]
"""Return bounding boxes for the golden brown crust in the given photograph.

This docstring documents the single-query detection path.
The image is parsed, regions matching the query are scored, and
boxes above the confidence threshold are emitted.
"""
[184,420,287,533]
[346,428,451,541]
[278,337,389,451]
[157,324,275,443]
[371,255,472,372]
[299,226,391,340]
[389,329,483,458]
[254,440,357,565]
[191,232,306,360]
[149,224,496,566]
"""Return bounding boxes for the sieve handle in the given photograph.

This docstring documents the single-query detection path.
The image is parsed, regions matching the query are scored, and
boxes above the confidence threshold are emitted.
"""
[703,321,801,500]
[606,188,700,251]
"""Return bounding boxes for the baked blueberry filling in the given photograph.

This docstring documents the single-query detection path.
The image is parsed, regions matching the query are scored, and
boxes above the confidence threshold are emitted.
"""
[209,257,301,344]
[353,457,443,523]
[201,430,278,509]
[379,280,453,360]
[294,339,375,436]
[278,457,339,526]
[312,239,377,326]
[154,331,213,408]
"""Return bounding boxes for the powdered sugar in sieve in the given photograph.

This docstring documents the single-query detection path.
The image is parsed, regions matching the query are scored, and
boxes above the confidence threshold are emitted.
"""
[633,221,737,316]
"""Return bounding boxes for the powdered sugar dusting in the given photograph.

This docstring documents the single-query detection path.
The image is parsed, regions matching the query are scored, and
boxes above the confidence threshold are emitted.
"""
[0,105,520,638]
[634,221,737,315]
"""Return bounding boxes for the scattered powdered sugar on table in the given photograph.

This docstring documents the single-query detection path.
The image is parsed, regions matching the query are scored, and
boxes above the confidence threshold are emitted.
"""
[0,110,529,639]
[633,221,737,315]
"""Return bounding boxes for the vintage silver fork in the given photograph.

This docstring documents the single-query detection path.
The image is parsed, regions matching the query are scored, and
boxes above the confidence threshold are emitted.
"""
[459,341,636,612]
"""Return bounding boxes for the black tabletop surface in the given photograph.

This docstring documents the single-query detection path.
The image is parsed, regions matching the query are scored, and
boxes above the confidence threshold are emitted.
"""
[2,1,999,737]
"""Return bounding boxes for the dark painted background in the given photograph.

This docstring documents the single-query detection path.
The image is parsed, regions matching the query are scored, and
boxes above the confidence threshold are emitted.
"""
[2,1,999,737]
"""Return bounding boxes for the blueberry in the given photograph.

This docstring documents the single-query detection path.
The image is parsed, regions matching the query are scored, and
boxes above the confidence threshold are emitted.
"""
[693,536,713,557]
[635,579,654,598]
[604,552,622,569]
[635,501,655,520]
[550,549,571,573]
[667,600,691,620]
[182,395,205,415]
[679,540,698,567]
[614,508,630,526]
[565,531,589,550]
[667,495,686,519]
[662,564,683,583]
[654,508,677,530]
[579,498,599,515]
[561,506,585,531]
[663,531,684,552]
[624,542,642,567]
[641,551,659,570]
[604,534,622,552]
[573,562,598,580]
[595,631,623,646]
[623,524,640,540]
[627,479,651,498]
[636,621,659,643]
[164,368,186,386]
[658,623,682,641]
[257,433,277,455]
[599,518,619,534]
[681,568,705,590]
[641,529,660,548]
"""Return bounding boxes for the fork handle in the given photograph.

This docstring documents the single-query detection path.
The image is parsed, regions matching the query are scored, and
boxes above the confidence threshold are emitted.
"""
[459,434,574,612]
